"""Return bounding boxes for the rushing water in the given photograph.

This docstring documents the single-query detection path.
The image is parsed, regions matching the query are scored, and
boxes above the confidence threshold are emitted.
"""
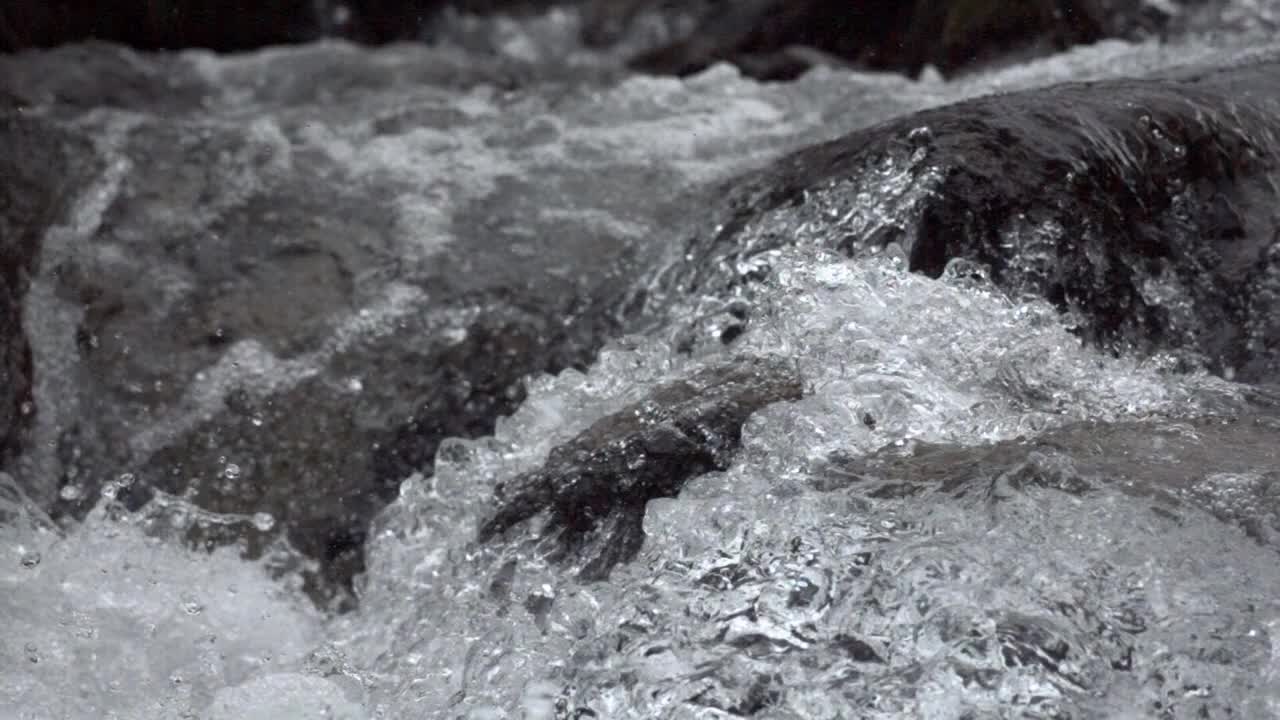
[5,9,1280,720]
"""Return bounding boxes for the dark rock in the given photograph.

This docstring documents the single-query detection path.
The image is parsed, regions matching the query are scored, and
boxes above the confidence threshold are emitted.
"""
[1,40,849,605]
[477,355,803,579]
[662,56,1280,381]
[0,0,326,52]
[0,0,586,52]
[604,0,1180,81]
[29,106,643,605]
[0,114,97,471]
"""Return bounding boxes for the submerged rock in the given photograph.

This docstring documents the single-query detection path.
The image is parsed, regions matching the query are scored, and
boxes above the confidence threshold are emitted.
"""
[478,354,803,579]
[821,410,1280,541]
[0,116,95,469]
[0,40,854,604]
[663,54,1280,381]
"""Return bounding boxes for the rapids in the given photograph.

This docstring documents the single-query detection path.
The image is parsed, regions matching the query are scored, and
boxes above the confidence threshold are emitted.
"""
[4,7,1280,720]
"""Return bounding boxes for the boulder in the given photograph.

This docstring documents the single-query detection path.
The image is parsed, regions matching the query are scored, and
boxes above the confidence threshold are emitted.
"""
[478,354,803,579]
[660,55,1280,381]
[0,41,851,605]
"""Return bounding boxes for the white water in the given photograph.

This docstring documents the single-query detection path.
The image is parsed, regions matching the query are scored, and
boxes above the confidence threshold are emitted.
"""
[5,13,1280,720]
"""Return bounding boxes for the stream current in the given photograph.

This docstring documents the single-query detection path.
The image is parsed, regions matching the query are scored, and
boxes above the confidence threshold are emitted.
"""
[4,8,1280,720]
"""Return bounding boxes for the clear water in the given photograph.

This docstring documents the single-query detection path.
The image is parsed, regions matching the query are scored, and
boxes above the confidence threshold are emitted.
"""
[4,11,1280,720]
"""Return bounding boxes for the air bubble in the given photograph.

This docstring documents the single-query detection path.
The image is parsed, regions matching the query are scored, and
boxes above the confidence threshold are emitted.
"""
[223,463,242,480]
[181,594,205,616]
[252,512,276,532]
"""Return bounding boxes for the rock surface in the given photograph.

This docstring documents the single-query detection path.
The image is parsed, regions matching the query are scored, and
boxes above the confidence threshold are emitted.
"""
[0,39,885,604]
[0,116,96,469]
[821,410,1280,540]
[478,354,803,579]
[662,54,1280,381]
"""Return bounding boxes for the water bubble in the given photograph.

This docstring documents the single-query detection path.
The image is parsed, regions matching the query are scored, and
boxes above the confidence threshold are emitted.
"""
[347,377,364,393]
[223,463,242,480]
[20,551,41,568]
[19,400,33,415]
[24,642,38,663]
[117,472,136,487]
[59,484,83,501]
[250,415,264,427]
[180,594,205,616]
[252,512,276,532]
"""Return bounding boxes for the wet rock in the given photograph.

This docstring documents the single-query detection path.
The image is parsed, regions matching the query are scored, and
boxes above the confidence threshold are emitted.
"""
[665,55,1280,381]
[820,411,1280,538]
[0,0,593,52]
[603,0,1180,81]
[0,0,327,52]
[0,115,96,470]
[0,46,642,606]
[0,0,465,52]
[0,40,846,604]
[478,355,803,579]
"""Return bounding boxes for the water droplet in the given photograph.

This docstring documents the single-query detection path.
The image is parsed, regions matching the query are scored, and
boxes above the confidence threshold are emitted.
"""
[252,512,275,532]
[223,463,242,480]
[181,594,204,616]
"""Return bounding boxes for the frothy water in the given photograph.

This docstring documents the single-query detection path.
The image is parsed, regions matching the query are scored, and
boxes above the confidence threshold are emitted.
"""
[5,16,1280,720]
[1,476,327,719]
[327,250,1268,719]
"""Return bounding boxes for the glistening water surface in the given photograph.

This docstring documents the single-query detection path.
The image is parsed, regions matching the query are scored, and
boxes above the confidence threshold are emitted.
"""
[4,12,1280,720]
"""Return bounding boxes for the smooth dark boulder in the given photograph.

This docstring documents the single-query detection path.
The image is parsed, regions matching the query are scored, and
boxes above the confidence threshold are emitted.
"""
[478,355,803,579]
[661,55,1280,381]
